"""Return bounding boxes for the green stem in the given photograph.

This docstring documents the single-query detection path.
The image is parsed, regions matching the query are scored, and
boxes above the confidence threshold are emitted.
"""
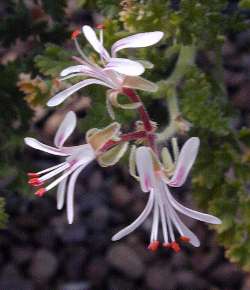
[157,45,196,142]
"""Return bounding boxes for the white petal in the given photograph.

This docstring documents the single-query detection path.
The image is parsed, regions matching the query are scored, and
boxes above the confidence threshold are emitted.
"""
[111,31,164,56]
[112,190,154,241]
[57,176,67,210]
[47,78,112,107]
[67,164,85,224]
[82,25,110,60]
[135,146,155,192]
[171,208,200,247]
[168,137,200,187]
[54,111,77,148]
[165,185,221,224]
[104,58,145,76]
[60,65,93,77]
[24,137,68,156]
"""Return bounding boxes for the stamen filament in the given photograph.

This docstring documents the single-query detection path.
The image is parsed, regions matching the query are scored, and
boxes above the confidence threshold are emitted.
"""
[39,163,70,182]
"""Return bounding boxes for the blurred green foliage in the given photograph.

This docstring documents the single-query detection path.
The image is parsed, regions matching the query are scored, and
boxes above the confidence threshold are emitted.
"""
[1,0,250,270]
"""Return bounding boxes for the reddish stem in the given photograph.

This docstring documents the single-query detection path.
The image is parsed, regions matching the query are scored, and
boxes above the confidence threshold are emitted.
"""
[122,88,157,153]
[100,130,146,152]
[122,88,152,131]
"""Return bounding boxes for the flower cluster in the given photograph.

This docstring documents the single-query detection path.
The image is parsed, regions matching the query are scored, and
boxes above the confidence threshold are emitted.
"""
[25,25,221,252]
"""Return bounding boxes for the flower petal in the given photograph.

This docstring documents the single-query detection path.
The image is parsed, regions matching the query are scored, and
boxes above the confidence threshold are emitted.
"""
[24,137,69,156]
[60,65,92,77]
[168,137,200,187]
[54,111,77,148]
[112,190,154,241]
[47,78,112,107]
[67,164,85,224]
[104,58,145,76]
[135,146,155,192]
[82,25,110,60]
[170,208,200,247]
[166,185,221,224]
[111,31,164,56]
[57,176,67,210]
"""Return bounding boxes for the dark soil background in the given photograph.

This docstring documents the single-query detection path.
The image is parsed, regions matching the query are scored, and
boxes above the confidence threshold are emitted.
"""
[1,2,250,290]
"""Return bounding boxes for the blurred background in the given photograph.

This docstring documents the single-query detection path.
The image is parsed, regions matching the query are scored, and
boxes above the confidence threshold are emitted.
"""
[1,0,250,289]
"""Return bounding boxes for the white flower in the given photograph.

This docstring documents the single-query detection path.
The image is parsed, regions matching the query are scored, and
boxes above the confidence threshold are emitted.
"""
[47,25,164,107]
[25,111,124,224]
[25,111,95,224]
[112,138,221,252]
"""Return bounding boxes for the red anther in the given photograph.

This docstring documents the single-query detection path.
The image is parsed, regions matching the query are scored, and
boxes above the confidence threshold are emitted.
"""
[180,236,190,243]
[96,23,105,29]
[170,242,181,253]
[162,242,172,249]
[28,178,43,186]
[34,188,46,197]
[27,172,39,177]
[71,29,81,40]
[148,240,160,252]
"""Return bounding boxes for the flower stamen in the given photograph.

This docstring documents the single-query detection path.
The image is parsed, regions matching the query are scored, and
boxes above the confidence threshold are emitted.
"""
[148,240,160,251]
[71,29,81,40]
[170,241,181,253]
[180,236,190,243]
[34,188,46,197]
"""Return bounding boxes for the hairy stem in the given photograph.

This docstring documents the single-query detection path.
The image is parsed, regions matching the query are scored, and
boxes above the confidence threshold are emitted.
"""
[157,45,196,142]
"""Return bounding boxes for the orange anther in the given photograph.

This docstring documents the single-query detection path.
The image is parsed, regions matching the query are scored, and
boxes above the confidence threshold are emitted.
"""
[171,242,181,253]
[148,240,160,252]
[35,188,46,197]
[180,236,190,243]
[71,29,81,40]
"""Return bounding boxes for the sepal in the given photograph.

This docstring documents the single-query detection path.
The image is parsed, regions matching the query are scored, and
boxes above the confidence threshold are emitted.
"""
[97,142,128,167]
[86,122,121,152]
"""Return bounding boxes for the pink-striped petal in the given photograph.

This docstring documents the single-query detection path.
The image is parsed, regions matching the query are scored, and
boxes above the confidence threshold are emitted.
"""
[54,111,77,148]
[168,137,200,187]
[111,31,164,57]
[47,78,112,107]
[24,137,69,156]
[135,146,155,192]
[104,58,145,76]
[82,25,110,60]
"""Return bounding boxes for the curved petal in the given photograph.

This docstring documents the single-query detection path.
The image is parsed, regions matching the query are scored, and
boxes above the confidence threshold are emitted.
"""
[168,137,200,187]
[54,111,77,148]
[170,207,200,247]
[67,164,85,224]
[104,58,145,76]
[111,31,164,57]
[57,176,67,210]
[24,137,69,156]
[112,190,154,241]
[165,185,221,224]
[60,65,93,77]
[135,146,155,192]
[82,25,110,60]
[47,78,112,107]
